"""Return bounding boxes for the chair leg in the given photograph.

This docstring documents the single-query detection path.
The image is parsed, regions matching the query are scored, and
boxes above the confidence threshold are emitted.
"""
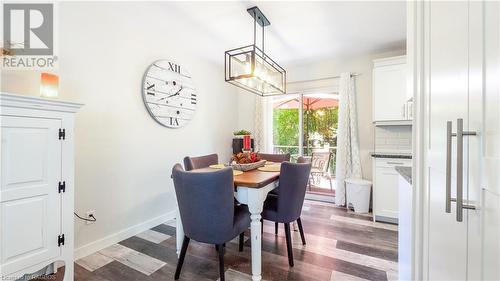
[284,223,294,267]
[174,236,190,280]
[261,218,263,234]
[239,233,244,252]
[217,243,225,281]
[297,217,306,245]
[275,222,278,235]
[215,244,219,252]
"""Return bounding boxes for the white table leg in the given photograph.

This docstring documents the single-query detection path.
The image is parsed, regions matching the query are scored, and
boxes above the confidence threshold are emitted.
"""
[247,192,264,281]
[176,208,184,257]
[236,183,276,281]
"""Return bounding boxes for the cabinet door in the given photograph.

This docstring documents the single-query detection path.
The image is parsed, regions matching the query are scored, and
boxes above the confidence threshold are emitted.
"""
[478,1,500,279]
[373,63,407,121]
[426,1,472,280]
[1,116,61,276]
[374,166,400,220]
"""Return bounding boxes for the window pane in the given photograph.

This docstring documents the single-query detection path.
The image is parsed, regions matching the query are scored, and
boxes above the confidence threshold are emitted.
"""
[272,95,300,156]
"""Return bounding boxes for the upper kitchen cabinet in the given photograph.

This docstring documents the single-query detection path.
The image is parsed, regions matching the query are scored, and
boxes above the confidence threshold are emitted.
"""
[372,55,412,122]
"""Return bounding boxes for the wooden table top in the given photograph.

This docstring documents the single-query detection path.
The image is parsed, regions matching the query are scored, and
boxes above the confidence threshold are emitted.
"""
[195,167,280,188]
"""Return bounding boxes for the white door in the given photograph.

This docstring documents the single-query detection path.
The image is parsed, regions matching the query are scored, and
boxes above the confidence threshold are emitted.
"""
[480,1,500,279]
[426,1,480,280]
[374,166,400,219]
[373,158,411,223]
[425,1,495,280]
[1,116,62,276]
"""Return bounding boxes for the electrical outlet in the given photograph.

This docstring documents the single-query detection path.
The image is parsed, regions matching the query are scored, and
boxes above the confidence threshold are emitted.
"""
[85,210,96,225]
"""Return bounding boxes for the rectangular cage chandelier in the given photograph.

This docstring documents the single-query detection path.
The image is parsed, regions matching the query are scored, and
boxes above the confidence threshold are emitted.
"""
[225,6,286,97]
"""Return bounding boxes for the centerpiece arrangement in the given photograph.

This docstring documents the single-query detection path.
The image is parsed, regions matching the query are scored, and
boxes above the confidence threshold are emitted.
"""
[232,129,254,154]
[230,152,266,171]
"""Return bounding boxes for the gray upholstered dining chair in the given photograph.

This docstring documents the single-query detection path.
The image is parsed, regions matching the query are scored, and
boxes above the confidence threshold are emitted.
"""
[261,161,311,267]
[270,156,310,235]
[258,153,291,197]
[183,153,218,171]
[171,164,249,281]
[297,156,309,164]
[257,153,290,163]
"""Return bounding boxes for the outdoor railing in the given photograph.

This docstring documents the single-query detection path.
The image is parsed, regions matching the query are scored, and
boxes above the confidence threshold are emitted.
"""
[272,145,336,176]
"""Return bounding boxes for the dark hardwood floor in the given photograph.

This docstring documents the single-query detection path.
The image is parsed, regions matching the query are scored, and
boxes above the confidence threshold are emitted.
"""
[74,200,398,281]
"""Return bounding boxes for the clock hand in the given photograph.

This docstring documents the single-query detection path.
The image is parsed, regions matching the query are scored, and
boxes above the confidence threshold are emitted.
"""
[174,86,183,96]
[158,86,183,101]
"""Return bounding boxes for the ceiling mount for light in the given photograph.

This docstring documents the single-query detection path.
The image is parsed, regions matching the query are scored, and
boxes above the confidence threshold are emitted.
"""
[225,6,286,97]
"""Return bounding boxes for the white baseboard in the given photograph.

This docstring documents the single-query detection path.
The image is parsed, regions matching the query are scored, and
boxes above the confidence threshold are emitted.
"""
[74,210,176,260]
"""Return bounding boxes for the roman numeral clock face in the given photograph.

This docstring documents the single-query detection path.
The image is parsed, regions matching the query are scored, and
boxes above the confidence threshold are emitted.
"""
[142,60,197,128]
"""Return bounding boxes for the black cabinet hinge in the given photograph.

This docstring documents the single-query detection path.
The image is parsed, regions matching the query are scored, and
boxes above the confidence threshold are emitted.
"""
[59,128,65,140]
[58,181,66,193]
[58,234,65,246]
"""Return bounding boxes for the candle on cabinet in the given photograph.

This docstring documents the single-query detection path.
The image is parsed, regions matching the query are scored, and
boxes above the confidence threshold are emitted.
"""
[40,73,59,98]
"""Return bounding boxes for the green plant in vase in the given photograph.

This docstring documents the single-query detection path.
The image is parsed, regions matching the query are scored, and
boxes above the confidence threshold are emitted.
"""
[233,129,251,138]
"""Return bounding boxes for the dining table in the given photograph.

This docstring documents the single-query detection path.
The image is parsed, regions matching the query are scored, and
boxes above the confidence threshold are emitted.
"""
[175,167,280,281]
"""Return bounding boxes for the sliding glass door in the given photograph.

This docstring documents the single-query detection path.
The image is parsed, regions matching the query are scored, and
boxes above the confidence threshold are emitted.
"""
[271,93,338,196]
[302,93,338,195]
[272,94,300,156]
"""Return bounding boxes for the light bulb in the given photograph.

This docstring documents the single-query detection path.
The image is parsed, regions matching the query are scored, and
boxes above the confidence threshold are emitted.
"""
[245,62,251,74]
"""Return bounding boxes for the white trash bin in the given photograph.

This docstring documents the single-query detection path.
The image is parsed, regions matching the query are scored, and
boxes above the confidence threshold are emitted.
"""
[345,178,372,214]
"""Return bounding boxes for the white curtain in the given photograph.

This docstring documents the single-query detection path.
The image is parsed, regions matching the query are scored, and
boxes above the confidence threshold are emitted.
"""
[335,72,363,206]
[254,96,268,153]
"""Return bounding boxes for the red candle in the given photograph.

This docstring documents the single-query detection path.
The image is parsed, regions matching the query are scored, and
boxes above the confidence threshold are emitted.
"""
[243,135,251,150]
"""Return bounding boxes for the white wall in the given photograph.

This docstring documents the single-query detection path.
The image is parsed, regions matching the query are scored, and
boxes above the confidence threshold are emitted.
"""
[237,92,258,133]
[238,50,405,180]
[1,2,240,253]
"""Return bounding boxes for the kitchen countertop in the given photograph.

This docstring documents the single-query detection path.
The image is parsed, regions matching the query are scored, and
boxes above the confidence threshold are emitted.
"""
[395,166,412,184]
[371,152,412,159]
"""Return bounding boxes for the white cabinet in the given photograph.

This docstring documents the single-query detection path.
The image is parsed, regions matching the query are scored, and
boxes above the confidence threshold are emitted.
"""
[372,158,411,223]
[0,93,82,280]
[372,56,410,122]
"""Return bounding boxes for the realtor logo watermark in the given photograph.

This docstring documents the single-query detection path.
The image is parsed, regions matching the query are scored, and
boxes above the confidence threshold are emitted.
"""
[2,3,58,69]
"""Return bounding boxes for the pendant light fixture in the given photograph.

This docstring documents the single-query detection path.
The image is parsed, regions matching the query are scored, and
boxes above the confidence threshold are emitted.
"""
[225,6,286,97]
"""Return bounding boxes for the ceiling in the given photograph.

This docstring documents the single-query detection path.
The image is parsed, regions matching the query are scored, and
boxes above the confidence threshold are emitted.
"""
[160,1,406,67]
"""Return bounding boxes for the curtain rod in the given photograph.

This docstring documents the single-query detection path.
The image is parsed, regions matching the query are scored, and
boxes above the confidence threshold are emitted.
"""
[287,73,361,84]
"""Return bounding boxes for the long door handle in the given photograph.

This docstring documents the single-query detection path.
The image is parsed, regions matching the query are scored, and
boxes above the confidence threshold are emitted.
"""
[446,119,477,220]
[446,121,452,213]
[455,118,477,222]
[456,119,464,222]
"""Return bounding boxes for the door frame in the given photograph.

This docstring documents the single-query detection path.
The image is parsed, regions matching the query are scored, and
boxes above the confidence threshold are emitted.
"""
[406,1,428,280]
[407,1,425,280]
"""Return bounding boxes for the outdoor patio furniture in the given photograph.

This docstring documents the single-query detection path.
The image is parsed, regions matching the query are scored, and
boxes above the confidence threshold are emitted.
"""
[309,151,333,191]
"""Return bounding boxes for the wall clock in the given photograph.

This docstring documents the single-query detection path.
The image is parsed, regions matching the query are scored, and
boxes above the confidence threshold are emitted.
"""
[142,60,197,128]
